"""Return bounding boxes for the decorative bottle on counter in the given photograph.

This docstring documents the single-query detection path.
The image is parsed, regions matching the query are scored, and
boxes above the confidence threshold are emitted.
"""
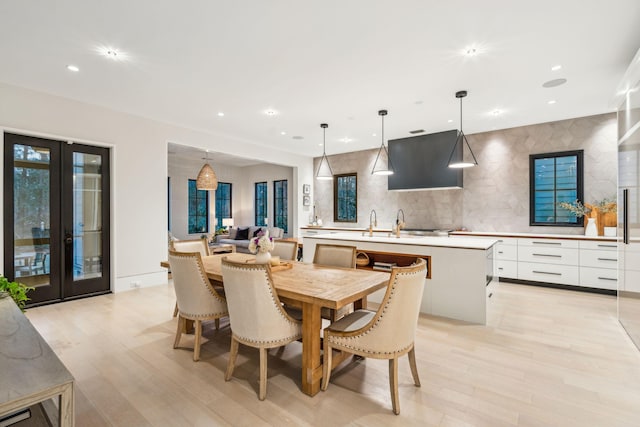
[585,217,597,236]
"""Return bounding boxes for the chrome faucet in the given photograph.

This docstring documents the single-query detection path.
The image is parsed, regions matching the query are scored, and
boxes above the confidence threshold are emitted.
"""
[369,209,377,237]
[395,209,405,238]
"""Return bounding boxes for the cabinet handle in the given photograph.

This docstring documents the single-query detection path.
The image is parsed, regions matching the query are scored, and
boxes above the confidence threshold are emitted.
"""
[597,244,617,248]
[597,277,617,281]
[533,271,562,276]
[533,241,561,245]
[533,253,562,258]
[596,258,617,262]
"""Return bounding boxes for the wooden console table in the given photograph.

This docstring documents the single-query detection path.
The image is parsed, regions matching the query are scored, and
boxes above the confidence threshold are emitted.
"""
[0,297,74,426]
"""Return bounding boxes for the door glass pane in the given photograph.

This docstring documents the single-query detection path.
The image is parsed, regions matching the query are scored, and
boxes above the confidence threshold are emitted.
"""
[13,144,51,288]
[73,152,102,280]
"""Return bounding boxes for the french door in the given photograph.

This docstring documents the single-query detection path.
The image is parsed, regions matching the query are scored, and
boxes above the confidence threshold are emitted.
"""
[3,133,111,306]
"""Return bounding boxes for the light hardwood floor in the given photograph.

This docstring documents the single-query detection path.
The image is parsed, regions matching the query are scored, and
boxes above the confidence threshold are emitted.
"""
[26,281,640,426]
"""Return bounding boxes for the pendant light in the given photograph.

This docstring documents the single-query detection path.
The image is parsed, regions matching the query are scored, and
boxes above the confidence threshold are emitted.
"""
[448,90,478,168]
[196,150,218,190]
[315,123,333,180]
[371,109,394,175]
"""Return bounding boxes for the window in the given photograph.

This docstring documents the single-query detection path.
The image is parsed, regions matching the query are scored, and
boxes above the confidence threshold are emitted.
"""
[334,173,357,222]
[215,182,232,230]
[188,179,209,234]
[530,150,583,225]
[255,182,267,226]
[273,180,288,233]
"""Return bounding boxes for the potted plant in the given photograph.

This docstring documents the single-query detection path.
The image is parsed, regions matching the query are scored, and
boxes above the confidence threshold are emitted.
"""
[0,275,34,311]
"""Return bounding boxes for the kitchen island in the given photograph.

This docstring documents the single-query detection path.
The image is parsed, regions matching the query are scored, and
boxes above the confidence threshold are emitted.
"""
[303,233,497,324]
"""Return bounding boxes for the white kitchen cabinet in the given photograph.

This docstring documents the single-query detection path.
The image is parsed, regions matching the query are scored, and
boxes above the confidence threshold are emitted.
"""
[518,261,579,285]
[578,241,618,290]
[496,260,518,278]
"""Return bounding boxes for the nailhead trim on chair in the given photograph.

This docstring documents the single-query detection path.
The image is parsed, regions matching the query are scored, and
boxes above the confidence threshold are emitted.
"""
[327,269,422,355]
[223,262,300,325]
[171,251,226,303]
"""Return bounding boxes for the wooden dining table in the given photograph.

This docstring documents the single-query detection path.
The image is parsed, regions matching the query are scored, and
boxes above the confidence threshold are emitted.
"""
[162,253,390,396]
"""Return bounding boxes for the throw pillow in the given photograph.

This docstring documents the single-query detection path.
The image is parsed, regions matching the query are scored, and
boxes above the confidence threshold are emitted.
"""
[252,227,262,238]
[235,227,249,240]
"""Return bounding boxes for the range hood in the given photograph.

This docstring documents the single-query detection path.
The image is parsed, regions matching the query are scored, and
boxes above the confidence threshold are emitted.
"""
[387,130,463,191]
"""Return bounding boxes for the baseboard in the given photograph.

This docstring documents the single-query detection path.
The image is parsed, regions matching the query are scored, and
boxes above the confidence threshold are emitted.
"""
[499,277,616,296]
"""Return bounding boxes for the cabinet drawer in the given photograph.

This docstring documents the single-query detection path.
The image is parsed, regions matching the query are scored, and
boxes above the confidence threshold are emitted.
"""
[495,243,517,261]
[579,267,618,290]
[579,240,618,251]
[496,260,517,279]
[518,245,578,265]
[579,249,618,268]
[494,237,518,246]
[518,262,579,285]
[518,238,579,249]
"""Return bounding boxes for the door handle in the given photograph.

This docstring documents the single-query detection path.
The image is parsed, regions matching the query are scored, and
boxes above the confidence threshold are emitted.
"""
[64,233,73,245]
[623,189,629,245]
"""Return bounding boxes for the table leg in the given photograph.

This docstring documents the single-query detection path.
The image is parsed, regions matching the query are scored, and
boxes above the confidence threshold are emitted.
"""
[301,302,322,396]
[353,296,367,310]
[59,382,74,427]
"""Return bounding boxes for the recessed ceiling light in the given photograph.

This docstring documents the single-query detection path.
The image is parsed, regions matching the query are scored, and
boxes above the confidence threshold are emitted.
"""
[548,100,557,105]
[264,109,278,116]
[339,137,352,143]
[463,45,478,56]
[551,65,562,71]
[542,78,567,88]
[281,131,286,135]
[372,133,376,137]
[318,143,323,146]
[217,112,224,117]
[66,65,79,72]
[492,109,503,116]
[447,119,453,123]
[105,49,119,59]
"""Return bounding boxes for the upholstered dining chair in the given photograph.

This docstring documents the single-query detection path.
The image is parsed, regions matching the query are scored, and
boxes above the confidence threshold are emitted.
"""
[168,250,228,362]
[321,258,427,415]
[170,238,211,317]
[313,243,357,321]
[271,239,299,261]
[221,258,302,401]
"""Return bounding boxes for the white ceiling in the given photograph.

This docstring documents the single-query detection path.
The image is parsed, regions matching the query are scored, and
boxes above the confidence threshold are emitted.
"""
[1,1,639,164]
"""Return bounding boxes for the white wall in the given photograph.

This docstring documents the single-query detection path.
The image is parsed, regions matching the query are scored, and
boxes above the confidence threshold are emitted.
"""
[0,83,313,292]
[168,157,294,238]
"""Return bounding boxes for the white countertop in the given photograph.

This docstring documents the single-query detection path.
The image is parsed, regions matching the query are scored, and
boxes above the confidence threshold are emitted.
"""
[450,231,618,242]
[304,232,497,250]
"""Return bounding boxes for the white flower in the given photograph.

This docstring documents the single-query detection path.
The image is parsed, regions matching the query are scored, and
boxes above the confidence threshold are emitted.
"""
[248,229,274,254]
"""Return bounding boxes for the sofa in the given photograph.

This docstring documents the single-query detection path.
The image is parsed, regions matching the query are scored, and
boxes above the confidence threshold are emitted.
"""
[216,226,284,254]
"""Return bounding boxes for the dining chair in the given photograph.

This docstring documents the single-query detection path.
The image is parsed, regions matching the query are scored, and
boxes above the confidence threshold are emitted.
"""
[313,243,357,321]
[221,258,302,401]
[271,239,299,261]
[321,258,427,415]
[168,250,228,362]
[169,238,211,317]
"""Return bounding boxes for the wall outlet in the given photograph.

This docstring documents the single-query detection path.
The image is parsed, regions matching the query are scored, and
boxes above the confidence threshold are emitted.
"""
[130,281,141,288]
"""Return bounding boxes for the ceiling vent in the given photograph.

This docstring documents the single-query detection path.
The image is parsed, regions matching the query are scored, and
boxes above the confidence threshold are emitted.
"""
[409,129,425,134]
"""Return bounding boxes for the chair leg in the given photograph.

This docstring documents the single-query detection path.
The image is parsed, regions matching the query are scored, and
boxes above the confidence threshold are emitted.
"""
[225,336,239,381]
[259,347,268,400]
[321,342,333,391]
[389,358,400,415]
[215,318,220,330]
[173,302,178,317]
[173,315,183,349]
[408,347,421,387]
[193,320,202,362]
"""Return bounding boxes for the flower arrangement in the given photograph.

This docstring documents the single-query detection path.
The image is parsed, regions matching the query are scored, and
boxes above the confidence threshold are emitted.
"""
[557,197,617,217]
[248,229,274,254]
[557,200,591,217]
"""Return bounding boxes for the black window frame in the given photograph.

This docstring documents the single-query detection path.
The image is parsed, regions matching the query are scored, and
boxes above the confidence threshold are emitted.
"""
[333,173,357,223]
[187,179,209,234]
[255,181,267,226]
[529,150,584,226]
[215,182,232,230]
[273,179,288,233]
